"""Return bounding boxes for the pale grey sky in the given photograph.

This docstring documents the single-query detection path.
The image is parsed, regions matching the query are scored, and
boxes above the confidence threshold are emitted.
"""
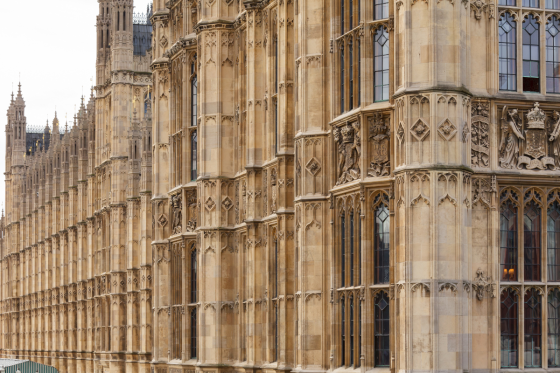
[0,0,152,212]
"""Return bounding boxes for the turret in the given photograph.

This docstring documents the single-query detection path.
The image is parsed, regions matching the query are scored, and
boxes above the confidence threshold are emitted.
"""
[96,0,112,86]
[11,83,27,167]
[111,0,134,71]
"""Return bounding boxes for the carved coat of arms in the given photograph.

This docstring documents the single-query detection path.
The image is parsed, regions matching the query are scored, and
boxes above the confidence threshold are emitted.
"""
[499,102,557,170]
[334,121,361,185]
[368,113,390,177]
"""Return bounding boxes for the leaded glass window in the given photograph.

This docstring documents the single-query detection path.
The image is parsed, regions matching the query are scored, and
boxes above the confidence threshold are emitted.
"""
[524,201,542,281]
[499,13,517,91]
[501,289,519,368]
[525,289,542,368]
[547,17,560,93]
[549,289,560,367]
[341,214,346,287]
[548,201,560,281]
[523,15,541,92]
[191,308,197,359]
[374,0,389,20]
[191,131,198,181]
[374,204,390,284]
[374,292,390,367]
[191,61,197,127]
[374,26,389,102]
[501,200,518,281]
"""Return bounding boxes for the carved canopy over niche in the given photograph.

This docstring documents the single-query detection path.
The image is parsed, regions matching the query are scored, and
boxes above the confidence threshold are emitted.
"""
[334,120,361,185]
[499,102,560,170]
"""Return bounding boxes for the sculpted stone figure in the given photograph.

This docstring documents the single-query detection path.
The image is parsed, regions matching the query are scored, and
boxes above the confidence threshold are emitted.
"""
[335,121,361,185]
[549,110,560,168]
[171,194,182,235]
[499,106,524,169]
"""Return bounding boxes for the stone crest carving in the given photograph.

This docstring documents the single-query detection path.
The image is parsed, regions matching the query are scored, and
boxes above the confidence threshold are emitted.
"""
[499,103,560,170]
[171,194,182,235]
[368,113,390,177]
[471,100,489,167]
[472,268,496,301]
[334,121,361,185]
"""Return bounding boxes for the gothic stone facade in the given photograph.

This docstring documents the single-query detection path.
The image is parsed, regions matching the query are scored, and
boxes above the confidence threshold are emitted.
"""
[3,0,560,372]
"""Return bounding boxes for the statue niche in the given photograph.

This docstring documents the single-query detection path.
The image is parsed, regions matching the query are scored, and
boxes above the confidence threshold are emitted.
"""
[368,113,390,177]
[334,121,361,185]
[499,102,558,170]
[171,193,182,235]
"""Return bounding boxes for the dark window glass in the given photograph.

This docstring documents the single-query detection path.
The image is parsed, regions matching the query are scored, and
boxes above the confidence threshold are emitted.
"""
[523,15,541,92]
[341,48,345,113]
[275,37,279,94]
[275,101,278,153]
[191,64,197,127]
[523,0,539,6]
[524,201,542,281]
[499,13,517,91]
[374,27,390,102]
[500,200,518,281]
[524,289,542,368]
[499,0,516,5]
[274,239,278,298]
[350,211,355,286]
[349,44,354,110]
[547,17,560,93]
[350,298,354,366]
[374,292,390,367]
[501,288,519,368]
[341,215,346,287]
[358,41,361,107]
[357,302,362,368]
[191,248,197,303]
[349,0,353,29]
[341,0,345,33]
[374,204,390,284]
[548,201,560,281]
[375,0,389,19]
[191,308,197,359]
[358,210,362,284]
[547,0,560,9]
[549,288,560,367]
[191,131,198,181]
[341,301,346,367]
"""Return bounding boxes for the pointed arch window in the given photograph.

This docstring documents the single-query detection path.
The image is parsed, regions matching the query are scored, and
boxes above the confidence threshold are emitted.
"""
[546,16,560,92]
[349,298,355,366]
[499,13,517,91]
[374,202,390,284]
[341,46,345,114]
[525,288,542,367]
[191,60,198,127]
[525,200,542,281]
[548,201,560,281]
[374,292,390,367]
[350,210,355,286]
[190,308,197,359]
[191,247,197,303]
[341,299,346,367]
[341,210,346,287]
[548,288,560,367]
[523,15,541,92]
[501,288,519,368]
[374,26,390,102]
[501,200,518,281]
[191,131,198,181]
